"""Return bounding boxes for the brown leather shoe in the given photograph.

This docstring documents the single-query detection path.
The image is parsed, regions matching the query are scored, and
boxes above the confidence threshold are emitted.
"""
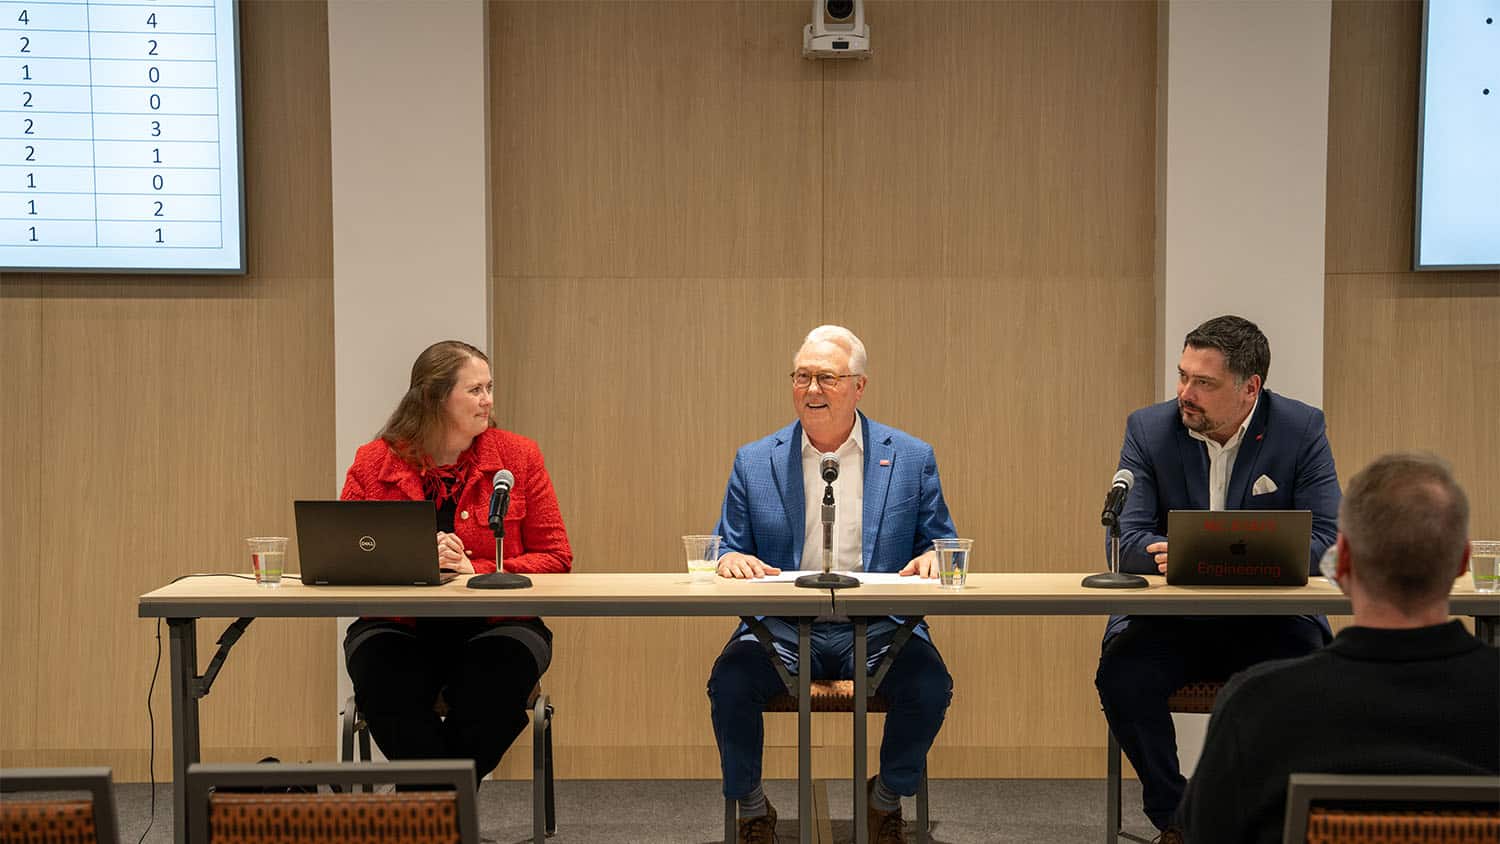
[1152,827,1185,844]
[736,800,778,844]
[867,778,907,844]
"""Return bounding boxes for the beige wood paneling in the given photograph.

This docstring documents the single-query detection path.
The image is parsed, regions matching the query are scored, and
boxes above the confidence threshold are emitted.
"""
[0,281,43,757]
[489,0,1156,779]
[1324,0,1500,541]
[493,277,820,567]
[489,1,822,280]
[826,276,1156,774]
[824,1,1158,279]
[1325,0,1422,276]
[1324,272,1500,537]
[0,0,336,780]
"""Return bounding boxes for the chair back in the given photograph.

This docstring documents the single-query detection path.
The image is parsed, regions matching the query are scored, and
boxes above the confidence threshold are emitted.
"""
[185,760,479,844]
[1283,773,1500,844]
[0,767,119,844]
[766,679,891,713]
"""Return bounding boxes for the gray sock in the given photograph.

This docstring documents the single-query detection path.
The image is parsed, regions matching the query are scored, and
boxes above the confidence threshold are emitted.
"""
[737,784,768,818]
[871,775,902,813]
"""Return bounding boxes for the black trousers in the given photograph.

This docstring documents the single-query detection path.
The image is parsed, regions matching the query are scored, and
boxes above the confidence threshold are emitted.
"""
[345,618,549,782]
[1094,615,1326,830]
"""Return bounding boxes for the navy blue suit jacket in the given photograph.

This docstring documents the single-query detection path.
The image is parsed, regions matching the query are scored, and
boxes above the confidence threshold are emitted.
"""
[1107,389,1340,640]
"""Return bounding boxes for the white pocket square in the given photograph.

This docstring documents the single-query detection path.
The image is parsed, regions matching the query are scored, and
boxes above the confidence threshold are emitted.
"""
[1252,474,1279,496]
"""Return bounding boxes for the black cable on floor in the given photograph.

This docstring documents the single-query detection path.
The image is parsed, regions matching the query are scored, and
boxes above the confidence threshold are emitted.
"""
[137,572,301,841]
[138,618,161,844]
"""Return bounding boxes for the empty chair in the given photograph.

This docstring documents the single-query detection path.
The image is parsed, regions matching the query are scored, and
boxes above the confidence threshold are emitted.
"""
[185,760,479,844]
[1283,773,1500,844]
[0,767,119,844]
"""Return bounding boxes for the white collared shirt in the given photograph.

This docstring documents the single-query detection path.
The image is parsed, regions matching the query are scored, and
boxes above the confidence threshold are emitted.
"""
[800,419,864,572]
[1187,395,1259,511]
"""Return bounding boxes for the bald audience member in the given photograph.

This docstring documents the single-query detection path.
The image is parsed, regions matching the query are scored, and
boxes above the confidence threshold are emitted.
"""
[1179,452,1500,843]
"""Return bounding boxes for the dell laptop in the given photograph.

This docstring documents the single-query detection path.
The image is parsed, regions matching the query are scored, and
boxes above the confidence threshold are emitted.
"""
[294,500,458,586]
[1166,510,1312,586]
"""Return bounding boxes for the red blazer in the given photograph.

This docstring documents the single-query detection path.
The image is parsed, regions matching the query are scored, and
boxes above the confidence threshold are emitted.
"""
[341,428,572,576]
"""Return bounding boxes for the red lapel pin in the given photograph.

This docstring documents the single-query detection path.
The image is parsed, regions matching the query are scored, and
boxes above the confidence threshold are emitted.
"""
[879,459,891,466]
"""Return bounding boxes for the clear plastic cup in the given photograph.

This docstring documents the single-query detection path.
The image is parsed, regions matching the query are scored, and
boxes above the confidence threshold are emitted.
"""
[933,538,974,589]
[247,536,288,587]
[1472,541,1500,593]
[683,535,721,583]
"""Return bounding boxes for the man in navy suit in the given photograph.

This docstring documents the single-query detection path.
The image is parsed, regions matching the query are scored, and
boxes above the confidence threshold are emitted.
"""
[1095,315,1341,842]
[709,325,956,844]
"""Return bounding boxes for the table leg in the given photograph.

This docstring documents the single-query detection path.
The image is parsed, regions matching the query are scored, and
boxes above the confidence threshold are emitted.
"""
[1476,616,1498,648]
[167,618,200,844]
[799,618,812,844]
[854,617,868,844]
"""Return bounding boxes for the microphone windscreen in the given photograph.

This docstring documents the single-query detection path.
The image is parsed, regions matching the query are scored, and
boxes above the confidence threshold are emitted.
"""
[820,452,840,482]
[1112,468,1134,490]
[493,469,515,493]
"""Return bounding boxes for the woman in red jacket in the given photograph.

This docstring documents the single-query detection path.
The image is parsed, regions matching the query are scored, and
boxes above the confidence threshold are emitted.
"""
[341,340,572,782]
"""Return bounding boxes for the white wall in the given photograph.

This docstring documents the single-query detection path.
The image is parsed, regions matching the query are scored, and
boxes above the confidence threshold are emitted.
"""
[1158,0,1331,406]
[1156,0,1332,775]
[328,0,491,743]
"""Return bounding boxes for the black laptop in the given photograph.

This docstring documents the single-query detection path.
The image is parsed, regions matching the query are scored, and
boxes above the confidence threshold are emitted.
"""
[294,500,458,586]
[1166,510,1312,586]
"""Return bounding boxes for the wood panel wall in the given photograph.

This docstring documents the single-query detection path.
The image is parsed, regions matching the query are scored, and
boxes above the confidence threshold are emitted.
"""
[1324,2,1499,540]
[0,1,336,780]
[488,0,1158,779]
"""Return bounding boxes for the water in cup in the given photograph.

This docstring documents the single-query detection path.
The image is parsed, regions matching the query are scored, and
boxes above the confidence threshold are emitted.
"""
[683,535,721,583]
[246,537,288,588]
[932,538,973,589]
[1472,541,1500,593]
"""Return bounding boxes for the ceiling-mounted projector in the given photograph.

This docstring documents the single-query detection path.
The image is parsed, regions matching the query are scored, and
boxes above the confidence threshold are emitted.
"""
[803,0,871,59]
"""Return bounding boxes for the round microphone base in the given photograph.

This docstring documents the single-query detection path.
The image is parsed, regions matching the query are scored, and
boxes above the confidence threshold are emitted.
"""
[795,571,861,590]
[1081,572,1149,589]
[467,571,533,590]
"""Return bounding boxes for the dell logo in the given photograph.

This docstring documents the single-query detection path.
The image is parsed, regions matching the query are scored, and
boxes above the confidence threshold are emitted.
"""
[358,535,376,552]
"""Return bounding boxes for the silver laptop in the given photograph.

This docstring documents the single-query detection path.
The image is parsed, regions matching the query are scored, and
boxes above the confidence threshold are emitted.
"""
[294,500,457,586]
[1166,510,1312,586]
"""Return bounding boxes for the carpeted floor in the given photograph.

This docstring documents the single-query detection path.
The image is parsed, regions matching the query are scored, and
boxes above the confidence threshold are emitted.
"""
[102,778,1157,843]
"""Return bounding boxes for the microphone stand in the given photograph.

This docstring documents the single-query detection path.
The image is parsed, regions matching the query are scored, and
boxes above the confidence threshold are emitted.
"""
[796,481,860,590]
[1081,513,1148,589]
[467,508,532,590]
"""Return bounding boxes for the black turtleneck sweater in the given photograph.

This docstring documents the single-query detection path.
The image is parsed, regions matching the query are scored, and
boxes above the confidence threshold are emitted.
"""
[1180,619,1500,843]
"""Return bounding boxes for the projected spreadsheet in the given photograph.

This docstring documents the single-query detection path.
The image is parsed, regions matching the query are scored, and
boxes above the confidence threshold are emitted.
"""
[1,0,243,272]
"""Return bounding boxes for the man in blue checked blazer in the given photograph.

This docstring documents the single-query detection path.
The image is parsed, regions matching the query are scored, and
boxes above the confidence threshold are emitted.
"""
[709,325,956,844]
[1095,315,1341,839]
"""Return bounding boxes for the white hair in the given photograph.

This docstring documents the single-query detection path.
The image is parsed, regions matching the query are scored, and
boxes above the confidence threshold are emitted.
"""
[798,325,868,375]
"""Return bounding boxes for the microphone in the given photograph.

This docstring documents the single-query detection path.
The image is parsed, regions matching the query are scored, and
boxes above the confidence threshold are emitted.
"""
[470,469,531,590]
[820,453,839,483]
[795,451,858,590]
[1100,469,1134,527]
[488,469,514,532]
[1082,467,1148,589]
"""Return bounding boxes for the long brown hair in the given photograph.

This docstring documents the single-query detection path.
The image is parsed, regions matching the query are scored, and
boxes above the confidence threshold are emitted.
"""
[378,340,495,468]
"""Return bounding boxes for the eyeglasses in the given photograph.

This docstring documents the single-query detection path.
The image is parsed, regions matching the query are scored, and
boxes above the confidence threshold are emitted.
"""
[790,371,862,390]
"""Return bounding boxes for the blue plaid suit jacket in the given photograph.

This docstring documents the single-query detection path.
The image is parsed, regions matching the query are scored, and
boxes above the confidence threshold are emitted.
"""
[714,413,955,575]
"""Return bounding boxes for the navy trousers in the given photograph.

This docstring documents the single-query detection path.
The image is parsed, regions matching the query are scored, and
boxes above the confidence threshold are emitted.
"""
[1094,615,1327,830]
[707,617,953,800]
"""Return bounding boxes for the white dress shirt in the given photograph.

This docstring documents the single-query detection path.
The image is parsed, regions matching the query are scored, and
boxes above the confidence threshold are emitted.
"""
[1187,395,1259,511]
[800,419,864,572]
